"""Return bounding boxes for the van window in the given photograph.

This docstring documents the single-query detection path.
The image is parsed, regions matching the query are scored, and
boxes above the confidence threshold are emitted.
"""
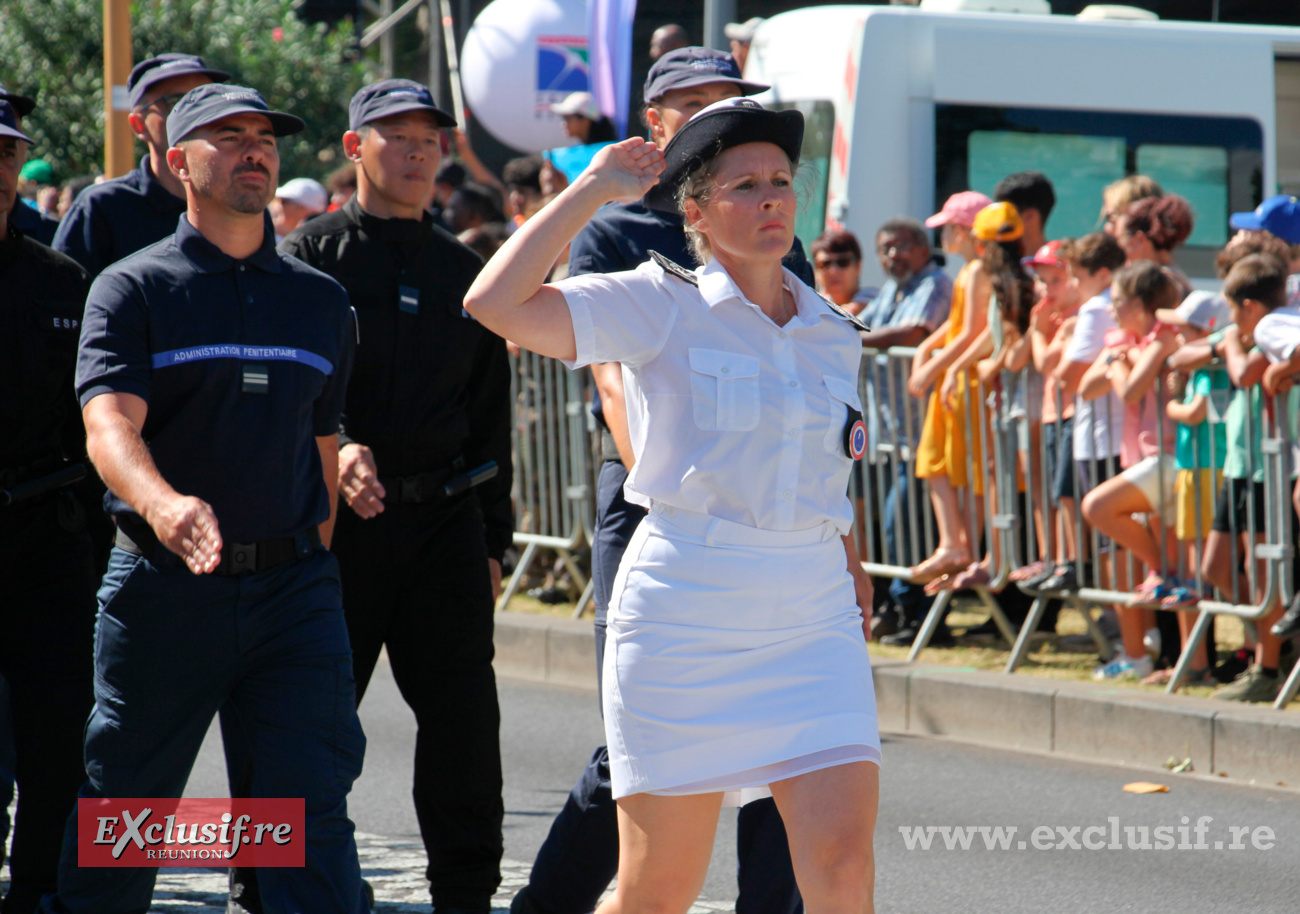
[937,105,1263,278]
[768,100,835,252]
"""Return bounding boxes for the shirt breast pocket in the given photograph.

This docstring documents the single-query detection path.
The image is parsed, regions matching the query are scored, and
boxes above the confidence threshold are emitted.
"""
[688,348,761,432]
[822,374,863,455]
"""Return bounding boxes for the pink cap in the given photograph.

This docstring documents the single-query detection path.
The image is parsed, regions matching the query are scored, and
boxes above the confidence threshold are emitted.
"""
[925,190,993,229]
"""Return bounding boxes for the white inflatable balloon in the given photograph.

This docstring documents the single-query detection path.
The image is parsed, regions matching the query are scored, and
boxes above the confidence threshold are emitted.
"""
[461,0,590,153]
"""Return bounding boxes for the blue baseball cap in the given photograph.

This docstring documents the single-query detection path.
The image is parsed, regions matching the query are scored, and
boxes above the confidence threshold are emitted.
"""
[128,53,231,111]
[348,79,456,130]
[642,47,768,104]
[0,100,33,145]
[1229,194,1300,245]
[166,84,305,146]
[0,83,34,119]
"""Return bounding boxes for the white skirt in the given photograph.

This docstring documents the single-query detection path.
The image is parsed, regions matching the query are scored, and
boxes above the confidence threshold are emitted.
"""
[602,504,882,806]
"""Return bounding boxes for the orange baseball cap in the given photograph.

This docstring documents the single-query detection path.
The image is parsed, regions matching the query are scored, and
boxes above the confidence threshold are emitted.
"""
[971,201,1024,242]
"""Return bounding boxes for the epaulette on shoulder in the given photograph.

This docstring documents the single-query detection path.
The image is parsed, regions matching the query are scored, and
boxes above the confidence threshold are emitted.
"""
[649,250,699,287]
[817,293,872,333]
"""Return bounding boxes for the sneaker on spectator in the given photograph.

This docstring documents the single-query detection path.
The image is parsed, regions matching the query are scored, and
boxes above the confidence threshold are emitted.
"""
[1271,593,1300,640]
[881,622,955,648]
[1143,626,1162,660]
[870,607,901,641]
[1212,648,1252,684]
[1092,653,1154,681]
[1210,664,1281,703]
[1038,564,1078,593]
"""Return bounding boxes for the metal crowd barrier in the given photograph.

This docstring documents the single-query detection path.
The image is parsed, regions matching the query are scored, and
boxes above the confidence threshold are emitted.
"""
[498,350,599,617]
[862,345,1298,709]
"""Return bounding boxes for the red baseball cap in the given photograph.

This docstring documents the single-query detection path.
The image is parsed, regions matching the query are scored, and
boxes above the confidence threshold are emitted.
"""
[1022,240,1067,270]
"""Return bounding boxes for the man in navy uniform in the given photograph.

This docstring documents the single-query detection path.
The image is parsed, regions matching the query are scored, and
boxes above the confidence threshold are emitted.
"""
[53,53,229,279]
[37,84,367,914]
[511,47,809,914]
[0,97,97,914]
[279,79,512,914]
[0,84,58,244]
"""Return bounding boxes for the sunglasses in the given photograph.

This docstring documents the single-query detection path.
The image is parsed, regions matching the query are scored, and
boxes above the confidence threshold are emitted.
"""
[815,255,858,270]
[143,92,188,115]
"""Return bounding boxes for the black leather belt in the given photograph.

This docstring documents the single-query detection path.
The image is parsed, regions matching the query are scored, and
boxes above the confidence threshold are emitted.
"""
[115,525,321,575]
[599,428,623,464]
[380,457,465,505]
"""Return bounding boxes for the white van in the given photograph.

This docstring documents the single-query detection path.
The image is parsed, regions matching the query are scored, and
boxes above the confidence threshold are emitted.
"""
[744,4,1300,287]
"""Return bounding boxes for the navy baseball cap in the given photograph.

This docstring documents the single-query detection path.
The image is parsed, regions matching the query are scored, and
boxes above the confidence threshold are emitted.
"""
[643,47,768,104]
[349,79,456,130]
[645,97,802,212]
[128,53,231,110]
[0,83,35,119]
[166,84,305,146]
[0,100,33,144]
[1229,194,1300,245]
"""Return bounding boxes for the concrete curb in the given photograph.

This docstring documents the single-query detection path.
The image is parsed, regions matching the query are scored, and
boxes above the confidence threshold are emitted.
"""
[492,612,1300,789]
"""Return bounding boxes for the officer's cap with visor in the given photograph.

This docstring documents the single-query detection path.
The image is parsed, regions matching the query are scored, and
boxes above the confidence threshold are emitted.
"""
[349,79,456,130]
[166,84,305,147]
[644,97,803,213]
[0,84,35,120]
[0,100,33,145]
[127,54,231,111]
[643,47,768,104]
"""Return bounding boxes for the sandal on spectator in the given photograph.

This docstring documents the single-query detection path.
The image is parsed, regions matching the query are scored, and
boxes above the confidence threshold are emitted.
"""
[1009,561,1046,583]
[1160,583,1203,609]
[1133,572,1173,603]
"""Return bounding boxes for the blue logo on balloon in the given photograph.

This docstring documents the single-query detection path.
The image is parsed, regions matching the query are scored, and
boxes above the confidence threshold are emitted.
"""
[537,40,589,93]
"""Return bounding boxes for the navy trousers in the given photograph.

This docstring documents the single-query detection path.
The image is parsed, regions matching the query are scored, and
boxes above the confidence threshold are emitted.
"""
[38,545,368,914]
[520,460,803,914]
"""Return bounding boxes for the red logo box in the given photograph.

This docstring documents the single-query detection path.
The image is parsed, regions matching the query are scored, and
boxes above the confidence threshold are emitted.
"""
[78,798,305,867]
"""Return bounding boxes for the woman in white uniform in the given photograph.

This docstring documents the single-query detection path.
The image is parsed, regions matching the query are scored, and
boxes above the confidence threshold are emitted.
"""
[465,98,881,914]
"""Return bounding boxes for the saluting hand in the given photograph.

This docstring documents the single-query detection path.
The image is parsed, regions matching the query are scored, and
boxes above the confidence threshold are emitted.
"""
[339,443,386,519]
[587,138,665,204]
[149,494,223,575]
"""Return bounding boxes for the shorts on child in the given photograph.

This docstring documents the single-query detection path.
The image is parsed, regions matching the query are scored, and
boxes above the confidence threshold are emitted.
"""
[1045,417,1076,500]
[1211,477,1267,536]
[1175,468,1223,542]
[1119,453,1178,527]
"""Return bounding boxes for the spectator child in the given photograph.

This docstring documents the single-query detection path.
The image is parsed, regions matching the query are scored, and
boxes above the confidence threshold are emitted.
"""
[1079,262,1183,680]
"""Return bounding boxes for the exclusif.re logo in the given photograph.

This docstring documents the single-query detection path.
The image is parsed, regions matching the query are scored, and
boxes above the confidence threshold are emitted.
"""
[78,798,305,867]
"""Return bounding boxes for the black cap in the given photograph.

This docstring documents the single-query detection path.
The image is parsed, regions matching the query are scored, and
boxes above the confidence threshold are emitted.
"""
[166,84,305,146]
[349,79,456,130]
[644,97,802,213]
[642,47,768,104]
[0,100,34,144]
[128,54,231,111]
[0,83,35,119]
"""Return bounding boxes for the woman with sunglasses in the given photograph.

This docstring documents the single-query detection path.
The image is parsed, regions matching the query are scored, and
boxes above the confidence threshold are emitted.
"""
[811,229,876,314]
[465,98,881,914]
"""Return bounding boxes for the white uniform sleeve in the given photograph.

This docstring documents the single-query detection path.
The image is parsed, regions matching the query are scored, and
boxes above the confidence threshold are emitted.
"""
[1252,308,1300,363]
[555,261,680,369]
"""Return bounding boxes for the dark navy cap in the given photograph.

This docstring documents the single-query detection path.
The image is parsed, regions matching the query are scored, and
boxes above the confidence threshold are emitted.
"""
[1229,194,1300,245]
[166,84,305,146]
[349,79,456,130]
[0,83,35,119]
[0,100,33,144]
[642,47,768,104]
[645,97,802,212]
[128,53,231,110]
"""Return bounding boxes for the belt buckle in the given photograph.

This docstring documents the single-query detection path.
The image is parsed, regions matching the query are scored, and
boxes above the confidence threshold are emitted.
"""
[400,477,421,504]
[228,542,257,574]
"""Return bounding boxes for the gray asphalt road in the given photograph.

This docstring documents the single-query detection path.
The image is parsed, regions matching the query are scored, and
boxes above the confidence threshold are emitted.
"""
[179,655,1298,913]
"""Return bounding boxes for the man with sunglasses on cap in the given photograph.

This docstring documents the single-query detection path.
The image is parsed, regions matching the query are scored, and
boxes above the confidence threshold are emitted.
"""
[0,83,58,245]
[0,95,98,914]
[278,79,512,914]
[37,84,367,914]
[510,47,810,914]
[53,53,229,279]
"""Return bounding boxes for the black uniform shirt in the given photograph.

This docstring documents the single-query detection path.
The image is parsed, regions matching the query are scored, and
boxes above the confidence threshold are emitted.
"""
[75,213,355,542]
[1,226,89,468]
[7,198,58,246]
[54,155,187,280]
[280,197,514,562]
[568,199,817,429]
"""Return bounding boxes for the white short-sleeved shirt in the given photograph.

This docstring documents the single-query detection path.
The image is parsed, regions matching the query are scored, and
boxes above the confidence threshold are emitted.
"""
[558,257,863,534]
[1064,290,1124,460]
[1254,302,1300,363]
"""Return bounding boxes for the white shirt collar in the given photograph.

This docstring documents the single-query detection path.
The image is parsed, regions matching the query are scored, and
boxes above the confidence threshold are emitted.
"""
[696,258,831,330]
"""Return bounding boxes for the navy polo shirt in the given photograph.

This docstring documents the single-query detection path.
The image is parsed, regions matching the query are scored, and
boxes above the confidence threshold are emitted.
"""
[7,197,58,245]
[54,155,187,279]
[76,214,356,542]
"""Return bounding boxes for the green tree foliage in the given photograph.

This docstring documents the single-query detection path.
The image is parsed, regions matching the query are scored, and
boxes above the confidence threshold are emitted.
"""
[0,0,364,182]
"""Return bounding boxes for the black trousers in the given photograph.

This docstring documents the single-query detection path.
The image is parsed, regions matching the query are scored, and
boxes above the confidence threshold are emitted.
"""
[334,492,504,911]
[522,460,802,914]
[0,493,96,914]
